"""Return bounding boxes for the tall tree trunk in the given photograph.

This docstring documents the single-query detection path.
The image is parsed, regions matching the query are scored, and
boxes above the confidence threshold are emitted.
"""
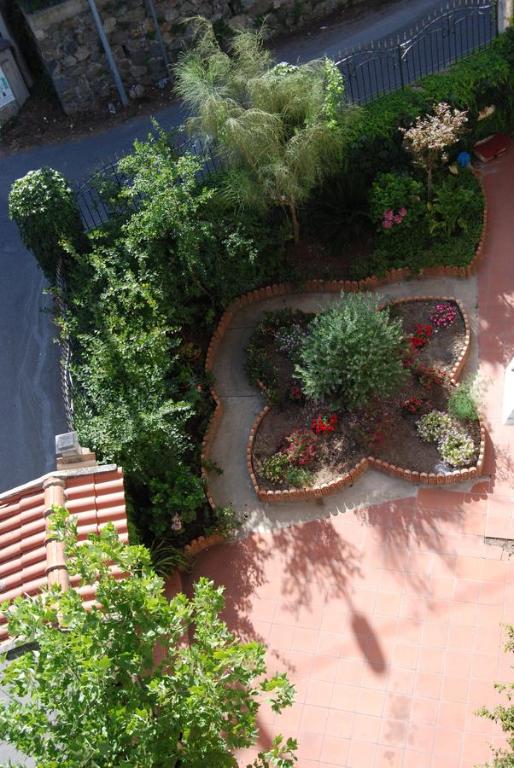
[289,201,300,244]
[427,162,433,202]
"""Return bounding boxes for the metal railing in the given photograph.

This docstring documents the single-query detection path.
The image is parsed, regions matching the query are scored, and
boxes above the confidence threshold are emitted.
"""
[335,0,498,104]
[74,0,499,230]
[55,257,74,432]
[75,134,220,232]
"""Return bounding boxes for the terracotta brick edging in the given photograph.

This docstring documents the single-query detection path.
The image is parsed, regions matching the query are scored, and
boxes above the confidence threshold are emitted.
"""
[201,170,487,506]
[246,295,485,502]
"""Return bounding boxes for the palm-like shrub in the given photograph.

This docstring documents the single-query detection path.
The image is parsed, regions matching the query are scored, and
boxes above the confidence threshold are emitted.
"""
[175,22,355,242]
[296,293,406,408]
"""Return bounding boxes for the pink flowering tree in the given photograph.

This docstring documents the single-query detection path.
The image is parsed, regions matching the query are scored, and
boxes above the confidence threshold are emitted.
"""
[400,102,468,201]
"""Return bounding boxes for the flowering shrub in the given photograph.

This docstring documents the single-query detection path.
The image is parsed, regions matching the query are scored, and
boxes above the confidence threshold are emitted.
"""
[401,397,424,414]
[439,430,475,467]
[382,207,408,230]
[429,302,458,328]
[275,323,308,360]
[262,452,290,483]
[400,101,468,200]
[285,429,318,466]
[311,413,338,434]
[410,323,433,350]
[417,410,454,442]
[289,384,304,402]
[416,410,475,467]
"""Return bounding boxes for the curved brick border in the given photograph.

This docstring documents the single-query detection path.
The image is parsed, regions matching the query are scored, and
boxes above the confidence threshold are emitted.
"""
[246,295,485,502]
[184,532,225,558]
[201,172,487,507]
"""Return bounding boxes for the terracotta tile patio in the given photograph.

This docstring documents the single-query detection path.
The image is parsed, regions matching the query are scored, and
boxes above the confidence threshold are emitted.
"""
[186,150,514,767]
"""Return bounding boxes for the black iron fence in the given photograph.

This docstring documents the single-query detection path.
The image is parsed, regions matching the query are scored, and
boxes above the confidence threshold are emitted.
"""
[335,0,498,104]
[75,134,220,231]
[75,0,499,230]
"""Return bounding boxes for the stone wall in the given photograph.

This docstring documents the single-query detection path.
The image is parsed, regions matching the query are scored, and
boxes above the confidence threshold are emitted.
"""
[22,0,369,113]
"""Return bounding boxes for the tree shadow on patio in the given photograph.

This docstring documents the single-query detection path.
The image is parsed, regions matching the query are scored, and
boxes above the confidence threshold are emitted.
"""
[356,495,465,595]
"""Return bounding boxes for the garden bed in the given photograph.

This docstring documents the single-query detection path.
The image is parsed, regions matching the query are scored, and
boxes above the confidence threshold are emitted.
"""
[246,297,482,496]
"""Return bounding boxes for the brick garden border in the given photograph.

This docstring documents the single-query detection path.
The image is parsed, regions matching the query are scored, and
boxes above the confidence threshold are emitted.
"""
[247,296,486,503]
[201,172,488,508]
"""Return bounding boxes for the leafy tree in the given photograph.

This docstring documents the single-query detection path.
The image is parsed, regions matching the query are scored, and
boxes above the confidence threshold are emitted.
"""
[400,101,468,200]
[175,22,354,242]
[296,293,406,408]
[8,167,85,279]
[478,624,514,767]
[0,508,297,768]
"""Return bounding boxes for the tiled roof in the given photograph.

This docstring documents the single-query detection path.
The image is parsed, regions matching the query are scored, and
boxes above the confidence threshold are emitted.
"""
[0,465,128,642]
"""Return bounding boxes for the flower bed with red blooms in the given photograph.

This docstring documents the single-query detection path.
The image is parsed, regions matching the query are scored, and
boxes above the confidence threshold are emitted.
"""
[249,297,480,492]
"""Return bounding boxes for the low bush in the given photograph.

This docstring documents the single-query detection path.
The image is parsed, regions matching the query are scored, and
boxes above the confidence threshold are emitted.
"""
[262,452,290,483]
[9,167,85,278]
[448,379,479,422]
[296,293,406,408]
[417,410,454,443]
[439,430,476,467]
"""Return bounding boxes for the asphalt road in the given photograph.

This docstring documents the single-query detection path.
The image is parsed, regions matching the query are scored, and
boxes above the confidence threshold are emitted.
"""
[0,0,445,494]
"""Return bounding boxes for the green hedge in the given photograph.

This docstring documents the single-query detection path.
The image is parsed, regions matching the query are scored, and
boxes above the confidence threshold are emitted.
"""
[342,28,514,180]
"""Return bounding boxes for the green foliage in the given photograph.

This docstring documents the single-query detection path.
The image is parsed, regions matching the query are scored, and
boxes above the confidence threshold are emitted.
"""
[0,509,296,768]
[416,410,454,442]
[149,538,188,577]
[175,21,357,241]
[417,410,475,467]
[262,452,291,483]
[66,128,289,544]
[478,624,514,767]
[439,429,475,467]
[284,466,314,488]
[369,172,424,226]
[208,505,241,538]
[296,293,406,408]
[8,167,85,278]
[428,171,477,237]
[448,378,479,422]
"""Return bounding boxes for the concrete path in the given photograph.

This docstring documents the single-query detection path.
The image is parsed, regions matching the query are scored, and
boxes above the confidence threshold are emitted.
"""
[207,277,479,533]
[0,0,444,494]
[186,152,514,768]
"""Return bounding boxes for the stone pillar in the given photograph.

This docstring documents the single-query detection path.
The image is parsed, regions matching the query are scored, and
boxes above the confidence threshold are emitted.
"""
[498,0,513,32]
[43,477,69,592]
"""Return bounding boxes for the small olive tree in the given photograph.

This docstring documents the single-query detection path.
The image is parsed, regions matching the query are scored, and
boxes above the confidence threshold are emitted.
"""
[0,508,297,768]
[296,293,406,408]
[8,167,85,279]
[175,21,354,243]
[400,102,468,200]
[478,625,514,767]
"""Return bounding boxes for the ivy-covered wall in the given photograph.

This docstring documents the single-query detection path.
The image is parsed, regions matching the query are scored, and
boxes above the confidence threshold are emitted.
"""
[21,0,369,113]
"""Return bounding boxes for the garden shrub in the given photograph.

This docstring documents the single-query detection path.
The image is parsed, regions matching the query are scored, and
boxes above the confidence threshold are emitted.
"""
[428,171,479,237]
[417,409,476,467]
[417,410,454,443]
[8,167,85,279]
[448,378,479,422]
[296,293,406,408]
[439,429,475,467]
[262,452,290,483]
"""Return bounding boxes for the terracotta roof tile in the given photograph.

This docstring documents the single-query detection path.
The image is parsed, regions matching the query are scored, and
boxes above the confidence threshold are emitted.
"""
[0,466,128,642]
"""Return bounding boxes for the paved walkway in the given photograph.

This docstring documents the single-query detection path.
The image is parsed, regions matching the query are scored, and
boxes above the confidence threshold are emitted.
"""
[185,150,514,768]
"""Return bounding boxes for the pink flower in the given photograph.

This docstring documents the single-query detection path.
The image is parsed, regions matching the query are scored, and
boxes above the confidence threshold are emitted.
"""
[383,219,393,229]
[393,214,402,225]
[399,207,407,217]
[383,209,394,220]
